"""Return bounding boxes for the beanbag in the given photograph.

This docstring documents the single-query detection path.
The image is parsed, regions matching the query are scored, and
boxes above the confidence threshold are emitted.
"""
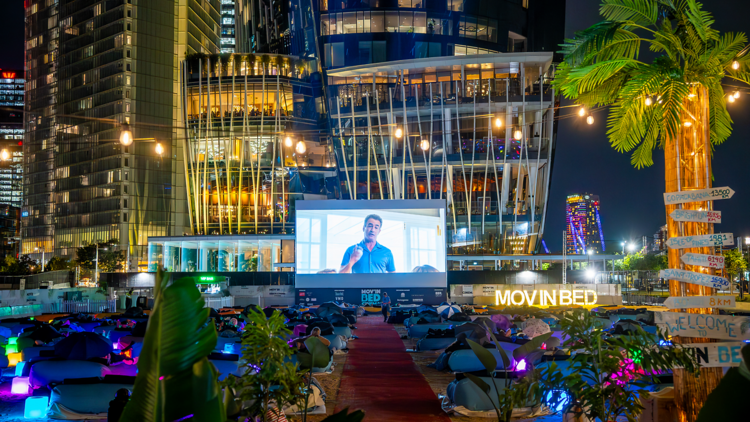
[446,376,510,411]
[322,334,346,351]
[49,382,134,418]
[29,360,110,388]
[293,325,308,337]
[0,325,11,338]
[417,337,456,351]
[405,314,441,327]
[333,326,352,339]
[22,346,56,362]
[107,330,132,344]
[447,348,515,372]
[408,323,464,339]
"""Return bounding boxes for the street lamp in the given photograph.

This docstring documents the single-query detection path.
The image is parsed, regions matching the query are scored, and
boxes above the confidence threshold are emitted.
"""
[119,124,164,155]
[35,247,45,272]
[621,241,626,254]
[628,243,636,252]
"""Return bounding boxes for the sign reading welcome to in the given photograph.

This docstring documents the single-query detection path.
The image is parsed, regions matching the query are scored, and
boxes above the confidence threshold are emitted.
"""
[496,289,597,307]
[655,312,750,340]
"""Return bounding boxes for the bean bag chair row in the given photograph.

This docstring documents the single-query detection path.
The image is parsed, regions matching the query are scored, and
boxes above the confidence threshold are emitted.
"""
[416,336,456,351]
[408,322,467,339]
[332,326,352,339]
[48,378,135,419]
[0,325,11,338]
[30,360,111,388]
[443,374,549,418]
[22,346,56,362]
[447,348,516,373]
[404,314,441,328]
[322,334,346,351]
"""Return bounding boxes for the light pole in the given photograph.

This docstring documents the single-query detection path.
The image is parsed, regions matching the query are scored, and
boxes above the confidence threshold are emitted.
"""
[95,244,108,287]
[35,247,45,272]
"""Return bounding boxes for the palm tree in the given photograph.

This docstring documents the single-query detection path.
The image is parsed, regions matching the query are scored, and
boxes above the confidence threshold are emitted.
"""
[553,1,750,420]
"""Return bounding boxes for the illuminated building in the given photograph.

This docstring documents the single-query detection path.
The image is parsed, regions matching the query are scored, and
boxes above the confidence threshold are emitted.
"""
[0,205,20,260]
[23,0,221,269]
[221,0,237,53]
[0,69,24,209]
[565,193,604,254]
[653,224,667,253]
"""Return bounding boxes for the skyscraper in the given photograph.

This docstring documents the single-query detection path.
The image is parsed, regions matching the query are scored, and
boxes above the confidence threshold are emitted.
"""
[23,0,221,270]
[565,193,604,255]
[0,68,24,209]
[221,0,237,53]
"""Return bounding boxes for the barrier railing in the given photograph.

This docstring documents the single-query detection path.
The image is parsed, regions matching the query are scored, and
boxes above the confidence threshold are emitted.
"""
[204,296,234,309]
[42,300,117,314]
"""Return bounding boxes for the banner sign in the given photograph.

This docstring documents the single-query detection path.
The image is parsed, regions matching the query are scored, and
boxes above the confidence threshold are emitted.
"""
[665,233,733,249]
[663,187,734,205]
[495,289,597,307]
[681,342,745,367]
[669,209,721,223]
[680,253,725,269]
[664,296,735,309]
[659,269,729,289]
[655,312,750,340]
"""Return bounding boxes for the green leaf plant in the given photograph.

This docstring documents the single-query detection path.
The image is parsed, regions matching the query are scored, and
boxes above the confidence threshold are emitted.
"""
[537,309,700,422]
[554,0,750,169]
[464,320,553,422]
[222,308,306,422]
[120,269,226,422]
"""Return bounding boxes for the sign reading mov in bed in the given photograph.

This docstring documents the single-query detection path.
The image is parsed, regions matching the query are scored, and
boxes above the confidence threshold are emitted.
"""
[495,289,598,307]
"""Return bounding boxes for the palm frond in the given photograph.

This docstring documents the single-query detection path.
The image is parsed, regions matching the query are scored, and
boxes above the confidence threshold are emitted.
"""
[707,80,733,145]
[630,106,661,168]
[684,0,718,43]
[600,0,659,25]
[559,21,627,66]
[566,59,640,94]
[658,77,690,140]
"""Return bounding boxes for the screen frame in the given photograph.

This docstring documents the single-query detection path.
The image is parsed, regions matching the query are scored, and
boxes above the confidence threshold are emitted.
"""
[294,199,448,289]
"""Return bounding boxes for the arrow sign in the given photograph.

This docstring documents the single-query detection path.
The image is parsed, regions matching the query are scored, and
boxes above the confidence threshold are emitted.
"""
[665,233,733,249]
[654,312,750,340]
[659,269,729,289]
[669,209,721,223]
[664,296,735,309]
[680,253,725,269]
[664,187,735,205]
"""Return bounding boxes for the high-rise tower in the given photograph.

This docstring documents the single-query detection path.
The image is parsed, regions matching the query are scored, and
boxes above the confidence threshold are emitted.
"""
[565,193,604,254]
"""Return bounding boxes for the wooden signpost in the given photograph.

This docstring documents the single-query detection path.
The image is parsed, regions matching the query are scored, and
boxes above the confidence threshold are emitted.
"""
[680,253,725,269]
[665,233,733,249]
[663,187,734,205]
[669,209,721,223]
[680,342,745,367]
[664,296,735,309]
[659,269,729,289]
[654,312,750,340]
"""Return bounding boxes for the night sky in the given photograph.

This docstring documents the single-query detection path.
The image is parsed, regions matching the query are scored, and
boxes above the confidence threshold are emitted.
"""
[1,1,748,253]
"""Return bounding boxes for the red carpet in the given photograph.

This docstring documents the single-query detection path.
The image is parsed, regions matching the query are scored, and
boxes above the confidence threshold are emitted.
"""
[334,316,451,421]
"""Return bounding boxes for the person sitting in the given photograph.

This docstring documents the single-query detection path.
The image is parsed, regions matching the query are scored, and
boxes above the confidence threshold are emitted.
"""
[107,388,131,422]
[294,327,331,352]
[444,332,495,355]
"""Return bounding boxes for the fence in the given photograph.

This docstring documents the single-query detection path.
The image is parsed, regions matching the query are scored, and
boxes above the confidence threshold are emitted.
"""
[204,296,234,309]
[622,294,667,306]
[42,300,117,314]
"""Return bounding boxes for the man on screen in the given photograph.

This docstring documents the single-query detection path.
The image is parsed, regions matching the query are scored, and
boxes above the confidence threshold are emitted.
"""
[339,214,396,274]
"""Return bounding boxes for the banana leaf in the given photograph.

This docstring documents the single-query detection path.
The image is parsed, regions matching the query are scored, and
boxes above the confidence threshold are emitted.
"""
[120,273,224,422]
[512,332,553,361]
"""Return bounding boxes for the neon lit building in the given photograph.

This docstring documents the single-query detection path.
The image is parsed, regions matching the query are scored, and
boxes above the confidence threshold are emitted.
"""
[565,193,604,255]
[0,69,24,209]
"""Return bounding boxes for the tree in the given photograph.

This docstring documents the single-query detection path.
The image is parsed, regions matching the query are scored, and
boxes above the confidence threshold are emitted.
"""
[554,1,750,419]
[0,255,39,275]
[722,248,747,284]
[44,256,72,272]
[74,239,121,270]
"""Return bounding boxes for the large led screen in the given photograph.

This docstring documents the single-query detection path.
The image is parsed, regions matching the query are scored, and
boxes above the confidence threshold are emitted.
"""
[295,200,447,288]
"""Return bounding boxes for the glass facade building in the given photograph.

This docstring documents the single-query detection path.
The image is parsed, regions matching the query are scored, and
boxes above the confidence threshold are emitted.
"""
[0,69,25,209]
[565,193,604,255]
[23,0,222,269]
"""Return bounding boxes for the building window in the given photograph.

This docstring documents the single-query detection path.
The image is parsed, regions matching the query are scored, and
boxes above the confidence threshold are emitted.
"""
[373,41,386,63]
[508,32,526,52]
[448,0,463,11]
[398,0,424,8]
[358,41,372,65]
[325,42,345,67]
[123,199,128,208]
[123,213,128,222]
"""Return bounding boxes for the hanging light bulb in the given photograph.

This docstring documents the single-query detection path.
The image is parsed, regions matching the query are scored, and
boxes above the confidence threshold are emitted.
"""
[513,129,523,140]
[119,124,133,146]
[295,140,306,154]
[155,143,164,155]
[495,117,503,128]
[728,95,736,103]
[732,60,740,70]
[683,121,693,127]
[586,115,594,125]
[420,139,430,151]
[284,136,293,147]
[734,91,740,99]
[578,106,586,117]
[0,149,8,161]
[644,97,652,106]
[395,127,403,139]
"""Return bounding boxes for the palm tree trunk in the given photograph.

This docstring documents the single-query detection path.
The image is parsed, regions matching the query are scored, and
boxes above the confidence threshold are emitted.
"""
[664,85,723,421]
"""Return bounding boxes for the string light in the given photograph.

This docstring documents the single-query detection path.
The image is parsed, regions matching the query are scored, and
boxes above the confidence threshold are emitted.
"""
[732,61,740,70]
[578,106,586,117]
[420,139,430,151]
[683,121,692,127]
[295,140,306,154]
[644,97,652,106]
[513,130,523,140]
[728,95,736,103]
[586,115,594,125]
[734,91,740,99]
[284,136,293,147]
[155,143,164,155]
[495,117,503,128]
[395,128,403,138]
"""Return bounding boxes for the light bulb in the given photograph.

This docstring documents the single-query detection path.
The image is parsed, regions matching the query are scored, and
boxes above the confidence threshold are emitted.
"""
[395,128,403,139]
[0,149,8,161]
[513,130,522,140]
[578,106,586,117]
[155,143,164,155]
[495,117,503,128]
[728,95,736,103]
[683,121,693,127]
[295,140,306,154]
[586,115,594,125]
[120,129,133,146]
[734,91,740,99]
[284,136,292,147]
[420,139,430,151]
[733,60,740,70]
[644,97,652,106]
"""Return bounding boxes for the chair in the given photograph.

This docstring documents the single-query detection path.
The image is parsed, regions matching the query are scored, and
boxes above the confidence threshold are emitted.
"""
[295,337,332,373]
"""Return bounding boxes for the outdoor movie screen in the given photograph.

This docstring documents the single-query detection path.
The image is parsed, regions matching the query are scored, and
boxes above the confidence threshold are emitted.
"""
[295,200,447,288]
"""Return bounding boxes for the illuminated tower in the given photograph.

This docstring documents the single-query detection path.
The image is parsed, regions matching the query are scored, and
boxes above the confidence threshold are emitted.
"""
[565,193,604,254]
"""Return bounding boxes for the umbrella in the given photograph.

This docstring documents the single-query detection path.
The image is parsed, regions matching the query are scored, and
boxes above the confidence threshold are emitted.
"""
[243,304,261,315]
[490,314,511,331]
[472,317,497,333]
[437,304,461,319]
[21,325,62,344]
[455,322,490,342]
[315,302,343,319]
[54,332,113,360]
[523,318,551,338]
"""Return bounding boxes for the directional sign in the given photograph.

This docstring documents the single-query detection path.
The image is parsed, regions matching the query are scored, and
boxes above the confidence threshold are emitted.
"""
[664,296,735,309]
[655,312,750,340]
[663,187,735,205]
[680,253,725,269]
[679,342,745,367]
[669,209,721,223]
[659,269,729,289]
[665,233,734,249]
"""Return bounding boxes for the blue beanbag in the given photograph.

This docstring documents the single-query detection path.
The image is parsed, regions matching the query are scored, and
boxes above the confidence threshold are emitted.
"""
[447,348,515,372]
[446,377,510,411]
[333,326,352,339]
[30,360,110,388]
[407,322,463,339]
[322,334,346,351]
[49,383,134,417]
[417,337,456,351]
[22,346,55,362]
